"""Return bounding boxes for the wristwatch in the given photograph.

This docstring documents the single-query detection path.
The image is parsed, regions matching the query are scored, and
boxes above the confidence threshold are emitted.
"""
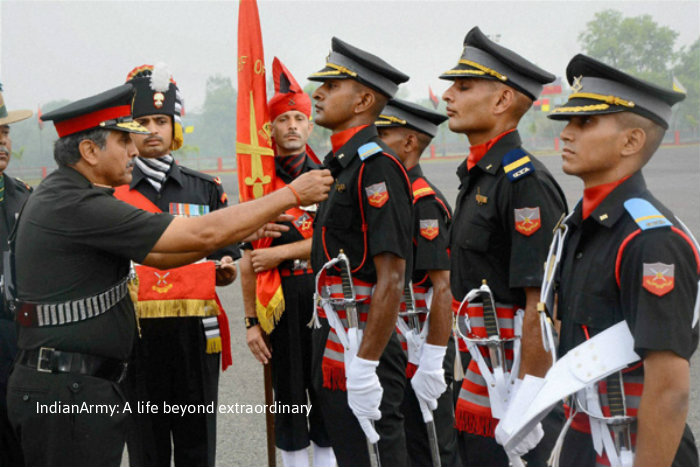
[245,317,260,329]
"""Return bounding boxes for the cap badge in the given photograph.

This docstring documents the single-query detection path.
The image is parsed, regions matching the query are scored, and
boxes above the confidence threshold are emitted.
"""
[571,76,584,93]
[288,97,296,106]
[153,92,165,109]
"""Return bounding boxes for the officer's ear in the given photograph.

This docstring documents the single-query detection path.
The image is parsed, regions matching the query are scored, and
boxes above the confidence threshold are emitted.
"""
[78,139,100,166]
[405,131,420,154]
[619,127,646,159]
[353,88,376,115]
[492,84,514,117]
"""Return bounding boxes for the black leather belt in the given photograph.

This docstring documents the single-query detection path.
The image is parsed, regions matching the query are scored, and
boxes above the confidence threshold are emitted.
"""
[17,348,128,383]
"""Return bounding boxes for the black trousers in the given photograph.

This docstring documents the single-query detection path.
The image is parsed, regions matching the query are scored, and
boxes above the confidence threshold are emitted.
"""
[559,423,698,467]
[7,364,128,467]
[0,319,23,467]
[271,274,330,451]
[124,317,219,467]
[312,320,408,467]
[401,336,460,467]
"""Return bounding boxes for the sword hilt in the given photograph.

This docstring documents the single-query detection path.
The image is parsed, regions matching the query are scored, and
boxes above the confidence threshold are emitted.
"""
[478,280,500,339]
[606,372,626,418]
[337,250,358,328]
[606,371,633,453]
[403,283,421,331]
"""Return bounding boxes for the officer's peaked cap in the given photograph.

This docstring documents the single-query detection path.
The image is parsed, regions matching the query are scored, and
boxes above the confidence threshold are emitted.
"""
[440,26,555,100]
[309,37,409,98]
[376,98,447,138]
[548,54,685,129]
[41,84,149,138]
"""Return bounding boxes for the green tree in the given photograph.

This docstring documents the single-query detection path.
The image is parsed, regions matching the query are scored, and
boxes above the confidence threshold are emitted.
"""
[578,10,678,84]
[195,75,237,158]
[672,39,700,133]
[578,9,699,132]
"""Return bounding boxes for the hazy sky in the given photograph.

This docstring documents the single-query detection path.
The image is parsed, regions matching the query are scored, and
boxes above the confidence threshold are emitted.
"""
[1,0,698,114]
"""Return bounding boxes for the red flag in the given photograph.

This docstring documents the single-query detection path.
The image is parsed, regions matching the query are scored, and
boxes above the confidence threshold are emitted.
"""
[236,0,285,332]
[37,105,44,130]
[429,86,439,109]
[541,77,562,95]
[114,186,233,370]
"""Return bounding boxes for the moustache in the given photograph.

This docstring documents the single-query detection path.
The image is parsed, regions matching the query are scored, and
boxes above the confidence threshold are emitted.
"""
[0,145,9,155]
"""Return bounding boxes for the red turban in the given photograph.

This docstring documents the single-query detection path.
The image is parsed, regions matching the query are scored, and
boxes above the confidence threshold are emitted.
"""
[267,57,311,121]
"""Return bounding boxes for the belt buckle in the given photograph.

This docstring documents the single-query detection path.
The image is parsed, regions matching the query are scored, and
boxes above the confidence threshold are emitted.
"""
[37,347,55,373]
[293,259,309,271]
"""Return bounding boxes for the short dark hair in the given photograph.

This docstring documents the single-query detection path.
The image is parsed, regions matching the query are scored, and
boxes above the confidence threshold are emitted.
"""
[53,128,110,167]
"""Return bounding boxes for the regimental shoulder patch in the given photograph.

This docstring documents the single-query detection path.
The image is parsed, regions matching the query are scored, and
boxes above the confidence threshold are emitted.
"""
[502,147,535,182]
[514,207,541,236]
[365,181,389,208]
[169,203,210,217]
[358,142,383,161]
[420,219,439,240]
[642,262,675,296]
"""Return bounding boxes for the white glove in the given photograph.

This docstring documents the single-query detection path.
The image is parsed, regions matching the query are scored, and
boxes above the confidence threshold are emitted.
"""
[494,418,544,458]
[346,356,382,442]
[411,343,447,411]
[405,329,423,366]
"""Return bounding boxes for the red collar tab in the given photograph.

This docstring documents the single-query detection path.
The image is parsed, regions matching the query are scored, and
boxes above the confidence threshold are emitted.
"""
[54,105,132,138]
[582,175,631,220]
[331,125,369,153]
[467,128,516,171]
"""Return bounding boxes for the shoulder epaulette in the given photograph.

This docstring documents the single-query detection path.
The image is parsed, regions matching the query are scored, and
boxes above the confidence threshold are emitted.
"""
[358,142,383,161]
[179,166,217,184]
[623,198,672,230]
[502,147,535,182]
[412,177,436,203]
[14,177,32,191]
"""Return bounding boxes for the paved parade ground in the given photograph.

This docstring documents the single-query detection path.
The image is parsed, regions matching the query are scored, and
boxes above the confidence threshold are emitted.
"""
[125,144,700,466]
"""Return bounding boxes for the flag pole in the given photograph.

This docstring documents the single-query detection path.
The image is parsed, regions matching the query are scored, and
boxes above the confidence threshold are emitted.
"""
[236,1,278,464]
